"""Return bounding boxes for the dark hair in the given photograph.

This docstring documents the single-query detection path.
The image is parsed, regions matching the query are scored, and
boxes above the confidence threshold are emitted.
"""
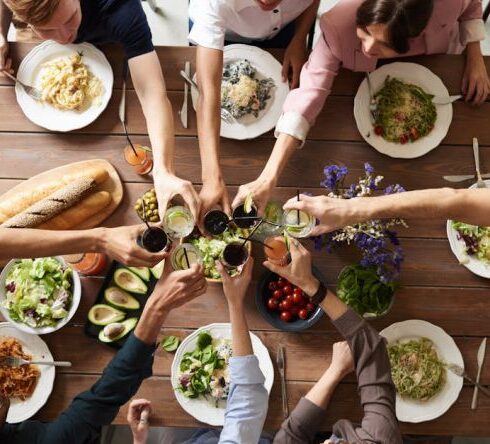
[356,0,434,54]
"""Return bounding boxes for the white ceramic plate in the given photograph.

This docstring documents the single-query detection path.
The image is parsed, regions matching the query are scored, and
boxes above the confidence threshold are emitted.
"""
[447,179,490,278]
[0,322,55,423]
[354,62,453,158]
[0,256,81,335]
[16,41,113,132]
[380,320,464,423]
[171,323,274,426]
[191,44,289,140]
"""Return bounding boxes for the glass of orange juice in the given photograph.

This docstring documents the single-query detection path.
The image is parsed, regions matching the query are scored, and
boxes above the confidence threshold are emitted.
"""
[124,143,153,175]
[264,236,290,266]
[63,253,108,276]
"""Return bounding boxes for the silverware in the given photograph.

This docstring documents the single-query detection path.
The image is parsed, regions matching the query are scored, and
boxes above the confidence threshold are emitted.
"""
[179,62,190,129]
[473,138,486,188]
[432,94,462,105]
[447,363,490,398]
[277,345,289,418]
[365,72,378,122]
[2,69,42,101]
[443,173,490,182]
[472,337,487,410]
[179,69,235,124]
[0,356,72,367]
[118,62,136,151]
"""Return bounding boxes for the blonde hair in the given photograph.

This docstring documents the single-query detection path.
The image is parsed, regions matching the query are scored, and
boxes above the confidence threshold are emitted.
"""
[3,0,61,26]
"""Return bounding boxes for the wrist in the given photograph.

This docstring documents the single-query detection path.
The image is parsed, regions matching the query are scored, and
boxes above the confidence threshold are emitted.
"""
[324,366,345,383]
[93,227,108,254]
[303,277,320,297]
[466,41,482,59]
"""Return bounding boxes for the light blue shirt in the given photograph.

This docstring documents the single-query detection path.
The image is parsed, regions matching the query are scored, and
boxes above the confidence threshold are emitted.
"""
[182,354,271,444]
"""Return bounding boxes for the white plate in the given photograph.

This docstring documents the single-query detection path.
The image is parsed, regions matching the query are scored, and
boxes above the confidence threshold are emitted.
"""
[171,323,274,426]
[380,320,463,423]
[0,323,55,423]
[191,44,289,140]
[0,256,81,335]
[16,41,113,132]
[354,62,453,158]
[446,179,490,278]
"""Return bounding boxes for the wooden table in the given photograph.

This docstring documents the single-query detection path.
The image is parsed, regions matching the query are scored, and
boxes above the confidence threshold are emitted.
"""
[1,42,490,437]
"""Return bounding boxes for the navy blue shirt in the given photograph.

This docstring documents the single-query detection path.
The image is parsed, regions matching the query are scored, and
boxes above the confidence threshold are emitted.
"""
[75,0,154,59]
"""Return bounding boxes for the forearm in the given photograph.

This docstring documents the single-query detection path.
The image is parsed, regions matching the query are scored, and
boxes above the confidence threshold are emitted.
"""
[228,301,253,356]
[259,133,299,184]
[0,3,12,41]
[466,41,483,59]
[305,367,342,409]
[292,0,320,43]
[134,301,168,345]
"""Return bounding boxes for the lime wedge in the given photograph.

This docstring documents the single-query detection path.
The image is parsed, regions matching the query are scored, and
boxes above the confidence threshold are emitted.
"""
[244,193,254,214]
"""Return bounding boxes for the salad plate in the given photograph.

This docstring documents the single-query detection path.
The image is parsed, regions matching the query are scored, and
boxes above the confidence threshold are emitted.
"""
[447,180,490,278]
[0,322,55,423]
[171,323,274,426]
[0,256,81,335]
[380,320,463,423]
[191,44,289,140]
[354,62,453,159]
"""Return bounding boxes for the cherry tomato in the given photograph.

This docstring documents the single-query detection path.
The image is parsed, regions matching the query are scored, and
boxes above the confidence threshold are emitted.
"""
[272,289,283,300]
[290,306,299,317]
[283,285,293,295]
[374,125,383,136]
[276,280,286,289]
[282,298,293,310]
[292,292,303,305]
[399,134,409,144]
[409,127,420,141]
[268,281,278,291]
[285,294,294,303]
[298,309,309,320]
[306,303,316,312]
[280,311,293,322]
[293,288,303,296]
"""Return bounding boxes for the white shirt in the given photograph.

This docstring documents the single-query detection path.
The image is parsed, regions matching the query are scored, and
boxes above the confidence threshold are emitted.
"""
[188,0,314,50]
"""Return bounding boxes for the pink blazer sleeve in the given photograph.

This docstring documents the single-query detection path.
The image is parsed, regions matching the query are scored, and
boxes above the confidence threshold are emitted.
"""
[459,0,485,45]
[275,15,342,145]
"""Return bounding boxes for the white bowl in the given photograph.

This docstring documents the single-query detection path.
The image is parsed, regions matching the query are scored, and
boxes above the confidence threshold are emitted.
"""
[0,256,81,335]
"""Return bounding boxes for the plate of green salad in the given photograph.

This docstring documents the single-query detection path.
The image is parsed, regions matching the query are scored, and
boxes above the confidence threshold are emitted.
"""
[381,320,463,423]
[0,257,81,334]
[171,323,274,426]
[354,62,452,159]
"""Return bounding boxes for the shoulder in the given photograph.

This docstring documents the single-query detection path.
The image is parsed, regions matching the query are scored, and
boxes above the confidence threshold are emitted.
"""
[319,0,360,50]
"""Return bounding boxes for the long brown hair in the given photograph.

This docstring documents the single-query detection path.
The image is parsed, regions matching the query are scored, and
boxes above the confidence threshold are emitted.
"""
[356,0,434,53]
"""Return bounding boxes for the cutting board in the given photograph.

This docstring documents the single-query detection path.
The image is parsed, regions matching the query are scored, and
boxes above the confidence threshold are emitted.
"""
[0,159,123,230]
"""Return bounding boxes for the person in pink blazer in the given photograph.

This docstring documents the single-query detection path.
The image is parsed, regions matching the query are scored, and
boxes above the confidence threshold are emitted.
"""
[233,0,490,215]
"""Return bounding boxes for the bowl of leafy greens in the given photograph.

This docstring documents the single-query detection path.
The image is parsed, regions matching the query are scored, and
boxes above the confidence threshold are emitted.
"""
[0,257,81,334]
[337,264,396,319]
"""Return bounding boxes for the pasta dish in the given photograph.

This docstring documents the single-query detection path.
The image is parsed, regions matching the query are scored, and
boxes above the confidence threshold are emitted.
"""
[0,337,39,400]
[40,52,103,111]
[388,337,446,401]
[221,59,275,119]
[374,76,437,144]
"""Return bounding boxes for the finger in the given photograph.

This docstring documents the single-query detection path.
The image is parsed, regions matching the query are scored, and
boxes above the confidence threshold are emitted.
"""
[461,74,468,95]
[256,199,268,218]
[158,195,170,222]
[291,64,300,89]
[289,238,307,260]
[309,225,328,237]
[242,256,254,280]
[181,186,201,225]
[474,82,487,106]
[263,260,281,275]
[281,58,290,83]
[216,260,231,283]
[465,77,477,102]
[221,192,232,218]
[283,199,308,212]
[231,192,244,211]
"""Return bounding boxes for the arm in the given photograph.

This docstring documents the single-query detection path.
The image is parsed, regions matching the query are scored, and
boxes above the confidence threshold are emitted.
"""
[0,1,12,74]
[283,188,490,236]
[216,260,269,444]
[128,52,200,222]
[0,225,168,267]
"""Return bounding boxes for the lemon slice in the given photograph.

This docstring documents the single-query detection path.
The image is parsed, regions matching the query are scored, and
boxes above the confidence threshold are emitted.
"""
[244,192,254,214]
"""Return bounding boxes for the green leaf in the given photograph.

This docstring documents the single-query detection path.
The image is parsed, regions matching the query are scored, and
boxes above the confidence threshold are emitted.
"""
[160,335,180,352]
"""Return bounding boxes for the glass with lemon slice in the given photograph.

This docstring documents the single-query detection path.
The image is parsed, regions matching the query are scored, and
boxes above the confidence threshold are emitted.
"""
[282,209,315,238]
[163,206,195,239]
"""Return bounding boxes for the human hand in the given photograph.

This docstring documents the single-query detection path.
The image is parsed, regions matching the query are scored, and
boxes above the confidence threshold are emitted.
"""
[328,341,354,379]
[282,38,307,89]
[199,177,231,231]
[462,44,490,106]
[283,194,356,235]
[216,257,254,306]
[127,399,152,444]
[232,177,276,217]
[99,225,168,267]
[263,238,319,297]
[0,38,12,77]
[154,172,201,223]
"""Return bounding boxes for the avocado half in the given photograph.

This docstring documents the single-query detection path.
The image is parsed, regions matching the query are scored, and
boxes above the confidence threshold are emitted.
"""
[114,268,148,295]
[150,259,165,279]
[98,318,138,343]
[128,267,150,282]
[88,304,125,326]
[104,286,140,310]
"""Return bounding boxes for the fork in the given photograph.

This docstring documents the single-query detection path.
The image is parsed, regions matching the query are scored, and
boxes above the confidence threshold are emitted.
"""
[447,363,490,397]
[365,72,378,122]
[277,345,289,418]
[473,137,486,188]
[2,70,43,101]
[0,356,72,367]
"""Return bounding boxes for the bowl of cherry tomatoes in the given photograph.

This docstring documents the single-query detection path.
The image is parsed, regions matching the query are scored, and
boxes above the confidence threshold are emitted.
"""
[256,268,324,332]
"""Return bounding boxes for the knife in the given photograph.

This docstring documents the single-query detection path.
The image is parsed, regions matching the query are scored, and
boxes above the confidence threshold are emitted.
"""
[432,94,462,105]
[118,62,128,128]
[472,337,487,410]
[443,173,490,183]
[179,61,190,129]
[277,345,289,418]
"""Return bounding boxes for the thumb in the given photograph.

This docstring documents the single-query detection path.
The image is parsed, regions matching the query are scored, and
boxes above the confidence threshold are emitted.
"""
[216,260,230,283]
[281,57,290,83]
[263,260,280,275]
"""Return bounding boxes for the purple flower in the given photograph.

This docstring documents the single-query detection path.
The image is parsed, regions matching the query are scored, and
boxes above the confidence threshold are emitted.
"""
[321,165,349,192]
[384,183,406,195]
[364,162,374,175]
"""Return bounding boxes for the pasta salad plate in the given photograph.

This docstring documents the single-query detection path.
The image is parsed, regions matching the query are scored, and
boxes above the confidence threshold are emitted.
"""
[380,320,463,423]
[16,41,113,132]
[0,323,55,423]
[354,62,453,158]
[170,323,274,426]
[191,44,289,140]
[447,179,490,278]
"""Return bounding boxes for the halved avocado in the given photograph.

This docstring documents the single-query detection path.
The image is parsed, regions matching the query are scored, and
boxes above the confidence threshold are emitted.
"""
[128,267,150,282]
[150,259,165,279]
[114,268,148,295]
[98,318,138,343]
[88,304,125,326]
[104,286,140,310]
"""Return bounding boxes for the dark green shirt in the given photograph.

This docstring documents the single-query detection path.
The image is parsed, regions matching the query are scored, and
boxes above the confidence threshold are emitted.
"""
[0,333,154,444]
